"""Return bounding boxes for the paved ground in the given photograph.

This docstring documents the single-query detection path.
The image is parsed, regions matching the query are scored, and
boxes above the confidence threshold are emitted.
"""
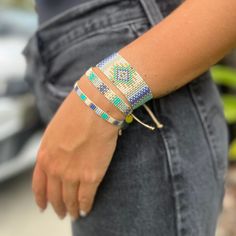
[0,166,235,236]
[0,169,71,236]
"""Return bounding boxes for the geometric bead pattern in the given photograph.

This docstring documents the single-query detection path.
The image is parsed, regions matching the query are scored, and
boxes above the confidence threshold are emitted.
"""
[96,52,153,109]
[113,65,133,83]
[73,82,125,127]
[85,67,132,115]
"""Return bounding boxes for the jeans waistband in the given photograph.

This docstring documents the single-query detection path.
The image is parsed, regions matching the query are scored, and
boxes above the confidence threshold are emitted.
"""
[36,0,152,62]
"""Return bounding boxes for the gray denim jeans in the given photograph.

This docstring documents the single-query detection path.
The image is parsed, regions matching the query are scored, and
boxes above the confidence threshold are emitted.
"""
[23,0,229,235]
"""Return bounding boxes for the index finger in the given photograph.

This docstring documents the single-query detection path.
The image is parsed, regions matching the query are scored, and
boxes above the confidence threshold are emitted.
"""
[32,164,48,211]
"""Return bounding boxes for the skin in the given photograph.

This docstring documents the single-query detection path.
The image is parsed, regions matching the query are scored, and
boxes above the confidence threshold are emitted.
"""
[32,0,236,220]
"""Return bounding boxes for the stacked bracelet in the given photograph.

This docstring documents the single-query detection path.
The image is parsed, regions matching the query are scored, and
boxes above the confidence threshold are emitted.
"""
[72,51,163,132]
[73,82,124,127]
[96,52,153,110]
[85,67,132,116]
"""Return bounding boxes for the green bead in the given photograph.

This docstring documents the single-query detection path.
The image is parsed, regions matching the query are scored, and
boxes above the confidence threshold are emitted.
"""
[113,97,121,105]
[89,72,95,81]
[101,113,109,120]
[80,94,87,101]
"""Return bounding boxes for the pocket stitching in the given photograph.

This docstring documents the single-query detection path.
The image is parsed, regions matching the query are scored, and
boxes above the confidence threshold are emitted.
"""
[188,79,228,181]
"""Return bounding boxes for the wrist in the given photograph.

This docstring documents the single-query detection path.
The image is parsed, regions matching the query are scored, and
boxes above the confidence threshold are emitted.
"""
[77,74,126,121]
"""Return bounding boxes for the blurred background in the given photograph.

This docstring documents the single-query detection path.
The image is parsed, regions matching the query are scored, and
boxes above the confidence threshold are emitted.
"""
[0,0,71,235]
[0,0,235,236]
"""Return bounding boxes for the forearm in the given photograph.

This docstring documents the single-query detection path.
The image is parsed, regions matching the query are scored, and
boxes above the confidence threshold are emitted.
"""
[78,0,236,121]
[119,0,236,98]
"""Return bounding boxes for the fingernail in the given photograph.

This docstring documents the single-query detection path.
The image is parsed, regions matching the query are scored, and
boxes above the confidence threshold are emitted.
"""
[39,208,44,213]
[59,214,65,220]
[80,210,87,217]
[70,216,77,222]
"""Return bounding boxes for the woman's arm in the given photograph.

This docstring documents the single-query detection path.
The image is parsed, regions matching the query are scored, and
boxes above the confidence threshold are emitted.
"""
[78,0,236,120]
[32,0,236,220]
[119,0,236,98]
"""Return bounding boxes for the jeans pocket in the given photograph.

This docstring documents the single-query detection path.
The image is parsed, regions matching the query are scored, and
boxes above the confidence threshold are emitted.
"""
[39,21,145,98]
[23,36,45,89]
[188,71,229,181]
[34,0,150,99]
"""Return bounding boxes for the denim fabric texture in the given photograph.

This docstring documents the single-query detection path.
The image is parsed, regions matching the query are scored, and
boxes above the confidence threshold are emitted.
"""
[23,0,229,235]
[35,0,88,24]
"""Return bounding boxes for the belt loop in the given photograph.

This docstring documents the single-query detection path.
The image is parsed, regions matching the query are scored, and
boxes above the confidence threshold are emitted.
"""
[138,0,164,26]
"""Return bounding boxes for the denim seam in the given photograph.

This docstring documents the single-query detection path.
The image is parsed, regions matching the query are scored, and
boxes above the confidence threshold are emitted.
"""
[152,101,186,236]
[157,122,188,236]
[137,1,185,233]
[187,81,220,181]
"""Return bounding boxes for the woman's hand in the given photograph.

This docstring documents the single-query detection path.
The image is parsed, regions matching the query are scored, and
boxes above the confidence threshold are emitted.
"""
[32,74,124,220]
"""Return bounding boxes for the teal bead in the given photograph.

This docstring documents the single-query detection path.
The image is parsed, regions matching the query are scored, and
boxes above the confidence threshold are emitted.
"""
[80,94,87,101]
[113,97,121,105]
[101,113,109,120]
[89,72,95,81]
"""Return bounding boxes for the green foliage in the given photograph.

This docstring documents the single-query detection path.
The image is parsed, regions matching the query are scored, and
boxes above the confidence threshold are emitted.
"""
[210,65,236,161]
[211,65,236,88]
[229,139,236,161]
[221,95,236,124]
[0,0,34,10]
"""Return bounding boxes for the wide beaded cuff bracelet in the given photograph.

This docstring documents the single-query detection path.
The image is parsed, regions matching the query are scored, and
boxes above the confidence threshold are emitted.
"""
[73,82,124,127]
[85,67,132,116]
[96,52,153,110]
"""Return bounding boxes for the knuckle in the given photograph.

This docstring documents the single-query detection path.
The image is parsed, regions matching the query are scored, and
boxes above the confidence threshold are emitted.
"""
[47,165,60,177]
[36,150,46,167]
[37,146,46,158]
[36,149,50,171]
[81,170,101,184]
[63,173,78,184]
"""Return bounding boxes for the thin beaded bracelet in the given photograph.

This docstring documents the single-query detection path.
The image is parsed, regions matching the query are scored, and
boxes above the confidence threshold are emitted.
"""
[73,82,125,127]
[85,67,132,116]
[96,52,153,110]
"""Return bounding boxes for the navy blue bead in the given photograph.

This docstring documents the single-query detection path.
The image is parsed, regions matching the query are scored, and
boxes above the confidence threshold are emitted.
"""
[90,103,96,110]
